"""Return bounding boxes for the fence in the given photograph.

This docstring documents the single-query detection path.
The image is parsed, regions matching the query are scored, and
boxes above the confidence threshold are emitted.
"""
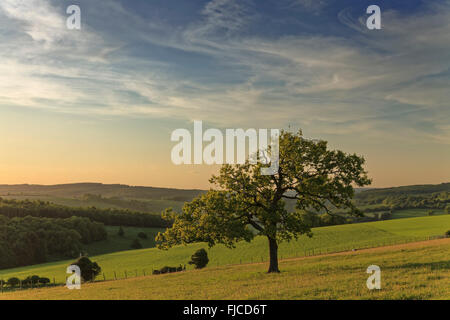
[1,234,447,293]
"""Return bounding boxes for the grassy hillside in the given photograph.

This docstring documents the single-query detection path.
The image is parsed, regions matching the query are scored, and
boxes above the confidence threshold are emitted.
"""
[0,183,199,213]
[0,195,184,214]
[0,183,203,201]
[1,215,449,284]
[82,226,164,256]
[356,183,450,199]
[3,238,450,300]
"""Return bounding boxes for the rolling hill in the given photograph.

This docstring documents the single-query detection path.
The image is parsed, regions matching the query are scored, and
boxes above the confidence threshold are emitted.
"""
[2,237,450,300]
[1,215,448,285]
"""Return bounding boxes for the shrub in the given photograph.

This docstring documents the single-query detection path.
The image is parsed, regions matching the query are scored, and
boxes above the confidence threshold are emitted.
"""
[445,230,450,238]
[137,232,148,239]
[427,210,434,216]
[154,266,179,275]
[118,226,125,237]
[130,238,143,249]
[70,256,101,282]
[39,277,50,285]
[7,277,20,287]
[188,248,209,269]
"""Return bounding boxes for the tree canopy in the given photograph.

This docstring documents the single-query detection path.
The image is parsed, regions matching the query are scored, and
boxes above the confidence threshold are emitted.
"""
[157,130,371,272]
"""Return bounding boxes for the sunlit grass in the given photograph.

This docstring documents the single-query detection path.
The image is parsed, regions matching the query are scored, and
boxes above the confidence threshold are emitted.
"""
[2,239,449,300]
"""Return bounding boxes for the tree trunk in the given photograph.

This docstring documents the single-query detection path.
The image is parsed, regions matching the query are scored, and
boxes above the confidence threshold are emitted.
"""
[267,237,280,273]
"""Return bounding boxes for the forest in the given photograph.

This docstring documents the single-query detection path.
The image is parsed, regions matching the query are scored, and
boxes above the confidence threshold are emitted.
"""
[0,198,169,228]
[0,215,106,269]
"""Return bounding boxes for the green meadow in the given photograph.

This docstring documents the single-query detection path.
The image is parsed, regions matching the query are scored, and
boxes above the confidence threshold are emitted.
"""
[3,238,450,300]
[1,215,449,284]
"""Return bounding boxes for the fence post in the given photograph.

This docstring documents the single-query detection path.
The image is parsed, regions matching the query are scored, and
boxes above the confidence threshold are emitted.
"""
[125,271,127,279]
[143,269,146,276]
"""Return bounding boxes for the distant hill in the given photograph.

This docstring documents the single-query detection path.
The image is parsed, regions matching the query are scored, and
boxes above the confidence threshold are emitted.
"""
[0,183,204,202]
[355,183,450,201]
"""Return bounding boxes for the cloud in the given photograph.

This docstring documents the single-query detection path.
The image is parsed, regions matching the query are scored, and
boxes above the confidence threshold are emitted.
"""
[0,0,449,146]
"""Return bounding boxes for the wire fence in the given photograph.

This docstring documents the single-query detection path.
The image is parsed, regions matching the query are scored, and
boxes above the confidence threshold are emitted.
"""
[1,234,447,293]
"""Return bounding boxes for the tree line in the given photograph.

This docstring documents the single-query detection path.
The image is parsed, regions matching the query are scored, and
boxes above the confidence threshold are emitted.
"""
[355,191,450,212]
[0,198,170,228]
[0,215,107,269]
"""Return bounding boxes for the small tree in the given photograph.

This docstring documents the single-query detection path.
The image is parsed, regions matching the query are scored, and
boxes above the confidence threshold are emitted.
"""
[156,130,371,273]
[130,238,143,249]
[137,232,148,239]
[188,248,209,269]
[7,277,20,287]
[445,230,450,238]
[118,226,125,237]
[71,256,101,282]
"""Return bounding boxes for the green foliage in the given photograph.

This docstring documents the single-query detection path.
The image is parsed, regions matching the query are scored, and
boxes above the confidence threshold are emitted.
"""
[6,277,19,287]
[188,249,209,269]
[0,215,107,269]
[38,277,50,284]
[137,232,148,239]
[118,226,125,237]
[71,256,101,282]
[130,239,143,249]
[427,210,434,216]
[445,230,450,237]
[0,197,169,228]
[157,130,371,272]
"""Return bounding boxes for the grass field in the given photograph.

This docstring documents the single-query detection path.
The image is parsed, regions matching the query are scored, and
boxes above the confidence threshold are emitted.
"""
[1,215,449,284]
[82,226,164,256]
[391,209,447,219]
[2,238,450,299]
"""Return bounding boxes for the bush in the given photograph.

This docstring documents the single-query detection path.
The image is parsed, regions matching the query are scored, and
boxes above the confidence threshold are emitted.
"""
[7,277,20,287]
[188,248,209,269]
[39,277,50,285]
[445,230,450,238]
[427,210,434,216]
[70,256,101,282]
[137,232,148,239]
[118,226,125,237]
[153,265,183,275]
[130,238,143,249]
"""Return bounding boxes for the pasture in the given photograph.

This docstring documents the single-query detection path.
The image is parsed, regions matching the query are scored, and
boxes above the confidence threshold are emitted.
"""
[1,215,449,285]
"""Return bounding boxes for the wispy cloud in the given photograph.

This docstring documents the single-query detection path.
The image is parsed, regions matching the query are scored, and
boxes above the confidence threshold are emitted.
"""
[0,0,449,145]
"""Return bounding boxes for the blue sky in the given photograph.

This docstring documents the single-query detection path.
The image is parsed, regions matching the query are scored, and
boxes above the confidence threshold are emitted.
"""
[0,0,449,188]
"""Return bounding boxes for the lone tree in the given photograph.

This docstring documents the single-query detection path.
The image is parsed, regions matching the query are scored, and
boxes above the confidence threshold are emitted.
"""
[71,256,101,282]
[156,130,371,273]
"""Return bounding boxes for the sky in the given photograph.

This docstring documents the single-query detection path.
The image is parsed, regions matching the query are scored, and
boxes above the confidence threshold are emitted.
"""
[0,0,449,189]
